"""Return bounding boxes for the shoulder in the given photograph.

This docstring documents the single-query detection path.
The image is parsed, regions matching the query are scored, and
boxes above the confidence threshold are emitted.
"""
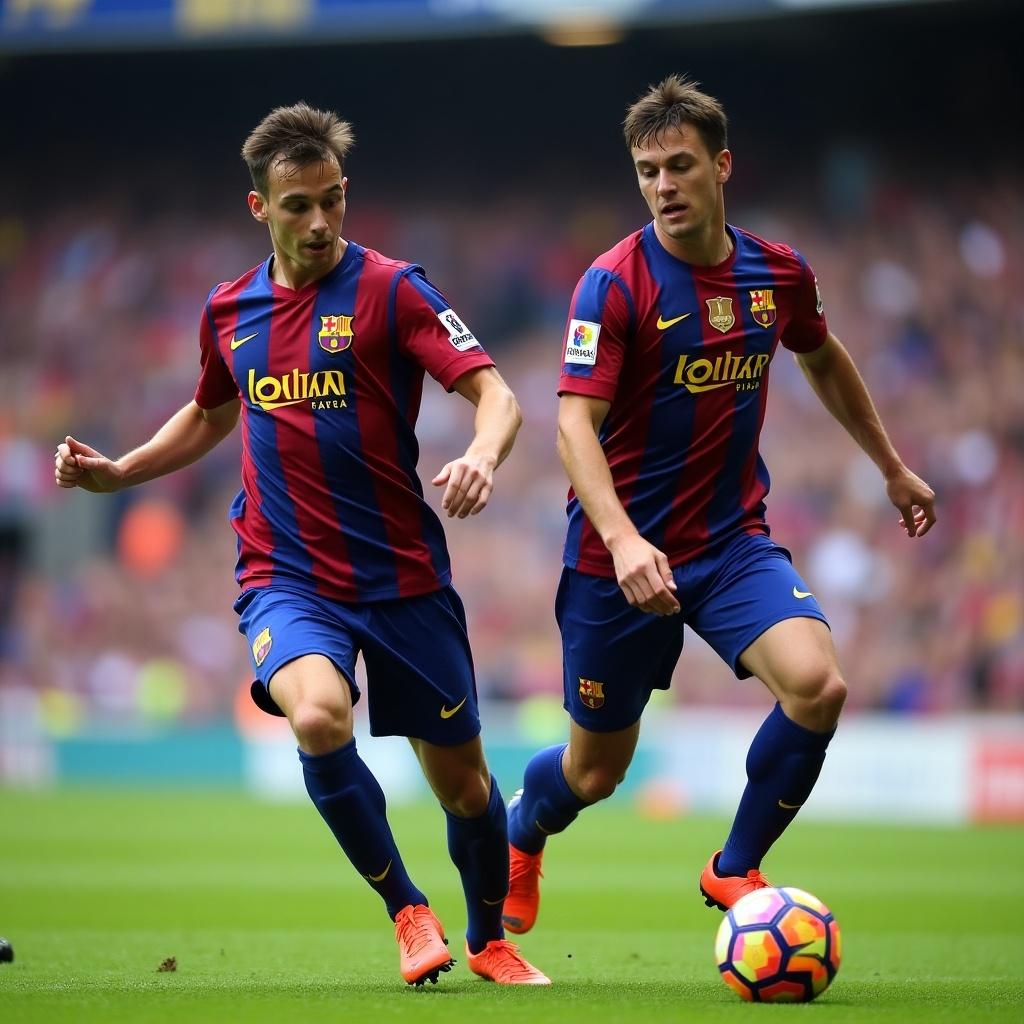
[205,260,265,312]
[574,229,646,310]
[589,228,646,279]
[733,226,811,280]
[356,245,416,280]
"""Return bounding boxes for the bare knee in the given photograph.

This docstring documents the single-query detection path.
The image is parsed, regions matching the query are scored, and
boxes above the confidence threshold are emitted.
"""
[439,769,492,818]
[568,764,625,804]
[290,701,351,755]
[782,671,847,732]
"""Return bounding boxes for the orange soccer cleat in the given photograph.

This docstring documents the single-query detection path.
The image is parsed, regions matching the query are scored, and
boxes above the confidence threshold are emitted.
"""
[394,904,455,986]
[700,850,772,911]
[466,940,551,985]
[502,843,544,934]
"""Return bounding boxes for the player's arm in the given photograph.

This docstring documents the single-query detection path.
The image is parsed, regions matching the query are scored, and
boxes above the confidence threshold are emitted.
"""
[794,333,936,537]
[55,398,240,494]
[432,366,522,519]
[558,393,679,616]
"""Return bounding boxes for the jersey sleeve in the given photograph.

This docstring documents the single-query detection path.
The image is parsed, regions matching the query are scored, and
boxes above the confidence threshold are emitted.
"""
[779,253,828,354]
[393,269,494,391]
[194,291,239,409]
[557,267,633,400]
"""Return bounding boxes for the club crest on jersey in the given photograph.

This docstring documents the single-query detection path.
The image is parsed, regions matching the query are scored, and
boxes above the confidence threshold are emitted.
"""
[252,627,272,667]
[318,314,353,354]
[706,297,735,334]
[578,677,605,710]
[749,289,777,328]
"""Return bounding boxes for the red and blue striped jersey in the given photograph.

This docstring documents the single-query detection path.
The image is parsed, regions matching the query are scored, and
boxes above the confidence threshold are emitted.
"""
[559,223,827,576]
[194,242,493,603]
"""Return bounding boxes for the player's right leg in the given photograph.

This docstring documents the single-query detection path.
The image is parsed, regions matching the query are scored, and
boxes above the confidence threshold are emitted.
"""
[236,588,447,985]
[504,720,640,934]
[270,655,453,984]
[504,567,684,934]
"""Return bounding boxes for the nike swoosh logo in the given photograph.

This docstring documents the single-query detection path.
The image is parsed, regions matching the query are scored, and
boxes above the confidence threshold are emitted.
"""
[778,800,803,810]
[482,893,508,906]
[793,587,814,599]
[230,332,259,350]
[656,313,692,329]
[365,860,392,883]
[439,696,468,719]
[534,819,555,836]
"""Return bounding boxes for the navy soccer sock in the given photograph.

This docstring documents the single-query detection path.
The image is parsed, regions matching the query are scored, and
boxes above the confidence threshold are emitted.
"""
[299,739,426,919]
[444,775,508,955]
[718,702,835,877]
[507,743,589,855]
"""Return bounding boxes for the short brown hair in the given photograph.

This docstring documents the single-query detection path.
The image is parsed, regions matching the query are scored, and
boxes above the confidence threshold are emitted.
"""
[623,75,728,157]
[241,102,355,195]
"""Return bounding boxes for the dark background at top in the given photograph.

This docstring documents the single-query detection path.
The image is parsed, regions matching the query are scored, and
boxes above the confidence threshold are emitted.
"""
[2,0,1020,205]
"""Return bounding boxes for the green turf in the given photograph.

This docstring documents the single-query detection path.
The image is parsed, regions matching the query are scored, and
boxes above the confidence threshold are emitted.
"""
[1,788,1021,1022]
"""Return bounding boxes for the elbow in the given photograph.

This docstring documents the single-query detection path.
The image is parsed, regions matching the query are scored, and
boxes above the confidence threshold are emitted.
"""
[511,392,524,435]
[555,421,571,466]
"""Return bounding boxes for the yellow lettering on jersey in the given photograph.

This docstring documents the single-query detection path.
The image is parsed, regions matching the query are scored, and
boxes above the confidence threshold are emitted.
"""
[248,368,347,411]
[673,353,770,394]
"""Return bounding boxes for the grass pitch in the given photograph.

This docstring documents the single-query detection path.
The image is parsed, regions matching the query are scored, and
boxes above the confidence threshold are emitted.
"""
[1,788,1021,1022]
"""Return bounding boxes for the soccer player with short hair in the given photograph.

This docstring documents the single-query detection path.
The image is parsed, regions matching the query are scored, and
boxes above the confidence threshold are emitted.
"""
[55,102,548,987]
[503,76,936,933]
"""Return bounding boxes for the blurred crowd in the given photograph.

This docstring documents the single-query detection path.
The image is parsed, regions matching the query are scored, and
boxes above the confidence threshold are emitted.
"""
[1,163,1022,732]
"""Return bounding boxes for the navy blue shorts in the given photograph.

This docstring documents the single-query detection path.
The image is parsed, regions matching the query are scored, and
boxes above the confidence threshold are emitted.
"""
[557,531,829,732]
[234,584,481,745]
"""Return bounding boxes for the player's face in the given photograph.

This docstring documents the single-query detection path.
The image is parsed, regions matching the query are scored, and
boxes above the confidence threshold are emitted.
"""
[632,123,731,256]
[248,155,347,287]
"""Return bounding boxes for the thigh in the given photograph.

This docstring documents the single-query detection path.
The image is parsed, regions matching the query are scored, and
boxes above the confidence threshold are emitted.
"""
[739,616,840,701]
[557,567,684,732]
[235,587,359,716]
[565,718,642,783]
[268,653,356,738]
[686,533,829,679]
[359,586,481,745]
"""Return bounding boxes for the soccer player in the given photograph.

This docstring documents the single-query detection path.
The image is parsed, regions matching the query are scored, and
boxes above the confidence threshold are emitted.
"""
[503,76,936,934]
[54,103,548,987]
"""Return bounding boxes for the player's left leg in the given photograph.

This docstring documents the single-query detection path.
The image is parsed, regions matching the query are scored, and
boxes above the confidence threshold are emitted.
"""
[704,617,845,906]
[411,736,550,985]
[722,616,845,865]
[409,735,506,952]
[685,533,845,909]
[358,586,548,984]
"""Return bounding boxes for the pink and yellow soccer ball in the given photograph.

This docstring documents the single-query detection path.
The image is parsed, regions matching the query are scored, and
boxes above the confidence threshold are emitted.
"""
[715,886,841,1003]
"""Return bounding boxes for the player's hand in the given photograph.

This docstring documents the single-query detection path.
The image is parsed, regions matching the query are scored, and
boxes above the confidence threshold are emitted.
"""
[607,532,680,616]
[432,453,496,518]
[54,435,125,493]
[885,466,936,538]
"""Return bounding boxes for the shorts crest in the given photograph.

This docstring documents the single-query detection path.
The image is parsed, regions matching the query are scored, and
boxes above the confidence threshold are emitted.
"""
[252,627,272,667]
[578,677,606,710]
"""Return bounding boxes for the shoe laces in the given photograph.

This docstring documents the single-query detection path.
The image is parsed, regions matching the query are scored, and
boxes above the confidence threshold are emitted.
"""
[395,906,439,957]
[745,868,771,889]
[509,851,543,886]
[480,940,538,981]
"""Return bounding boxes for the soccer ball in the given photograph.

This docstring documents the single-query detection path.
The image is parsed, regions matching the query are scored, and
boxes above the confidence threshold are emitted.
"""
[715,886,841,1002]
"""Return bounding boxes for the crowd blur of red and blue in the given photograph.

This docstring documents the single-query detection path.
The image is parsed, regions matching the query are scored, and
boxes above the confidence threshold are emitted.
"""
[0,0,1021,820]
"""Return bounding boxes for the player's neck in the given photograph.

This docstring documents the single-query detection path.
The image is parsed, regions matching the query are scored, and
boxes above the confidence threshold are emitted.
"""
[270,238,347,291]
[654,221,733,268]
